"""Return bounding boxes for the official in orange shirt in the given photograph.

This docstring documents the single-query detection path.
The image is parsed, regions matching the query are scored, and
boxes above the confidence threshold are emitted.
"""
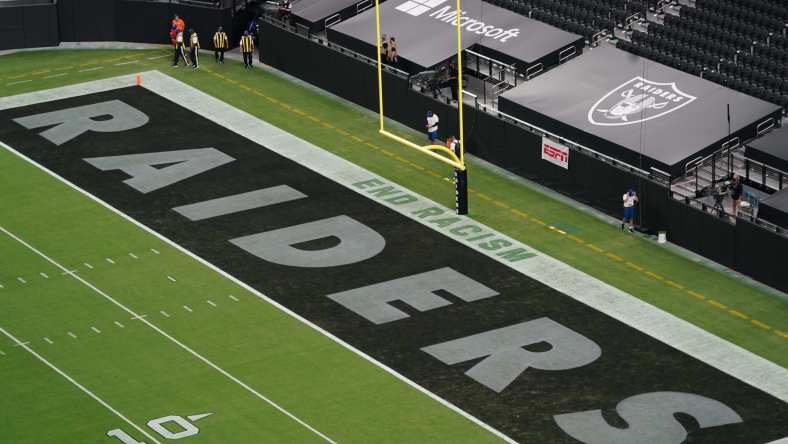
[172,14,185,33]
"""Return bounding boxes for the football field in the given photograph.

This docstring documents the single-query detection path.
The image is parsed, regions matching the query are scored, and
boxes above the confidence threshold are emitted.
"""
[0,48,786,443]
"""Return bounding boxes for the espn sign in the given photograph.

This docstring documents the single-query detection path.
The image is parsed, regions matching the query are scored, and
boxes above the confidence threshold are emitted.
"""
[541,137,569,169]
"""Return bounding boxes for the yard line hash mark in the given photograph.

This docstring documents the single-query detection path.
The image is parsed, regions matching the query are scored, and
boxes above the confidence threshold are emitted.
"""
[91,326,101,334]
[105,258,115,264]
[43,337,53,344]
[12,341,30,347]
[114,321,125,329]
[150,248,160,255]
[228,294,239,302]
[160,310,170,318]
[0,350,5,356]
[0,327,163,444]
[17,277,27,284]
[0,225,335,443]
[128,252,138,259]
[6,79,32,86]
[206,300,217,307]
[43,73,68,79]
[67,332,77,339]
[40,272,49,279]
[183,305,193,313]
[84,262,93,269]
[78,66,103,73]
[167,275,177,282]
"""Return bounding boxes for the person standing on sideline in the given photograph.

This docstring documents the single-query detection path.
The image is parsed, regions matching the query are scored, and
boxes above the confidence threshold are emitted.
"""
[240,31,255,69]
[426,110,439,143]
[172,14,185,34]
[212,26,228,63]
[172,31,190,67]
[622,187,638,232]
[188,28,200,69]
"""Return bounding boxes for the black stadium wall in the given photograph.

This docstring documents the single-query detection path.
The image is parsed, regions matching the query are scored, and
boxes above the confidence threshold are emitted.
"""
[259,19,788,293]
[0,4,59,51]
[1,0,234,51]
[1,3,786,291]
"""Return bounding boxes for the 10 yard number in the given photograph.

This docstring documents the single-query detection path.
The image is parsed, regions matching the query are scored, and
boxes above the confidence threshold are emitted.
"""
[107,413,212,443]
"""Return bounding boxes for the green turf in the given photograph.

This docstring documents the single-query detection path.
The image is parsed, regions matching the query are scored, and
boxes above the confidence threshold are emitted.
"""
[0,145,503,442]
[1,47,785,362]
[0,48,785,442]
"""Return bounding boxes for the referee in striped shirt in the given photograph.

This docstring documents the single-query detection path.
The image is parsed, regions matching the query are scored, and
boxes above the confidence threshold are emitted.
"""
[240,31,255,69]
[213,26,228,64]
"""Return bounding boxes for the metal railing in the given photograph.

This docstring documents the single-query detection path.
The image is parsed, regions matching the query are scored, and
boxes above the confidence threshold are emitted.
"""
[262,12,788,236]
[558,46,577,63]
[464,49,519,84]
[478,102,653,178]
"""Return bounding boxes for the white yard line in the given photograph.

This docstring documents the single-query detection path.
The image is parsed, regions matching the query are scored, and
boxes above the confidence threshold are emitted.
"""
[0,224,335,444]
[0,327,162,444]
[6,79,32,86]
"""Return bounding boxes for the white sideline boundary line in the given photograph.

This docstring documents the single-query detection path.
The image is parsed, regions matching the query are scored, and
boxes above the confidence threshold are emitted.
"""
[0,224,335,444]
[0,327,162,444]
[0,141,517,444]
[0,73,785,441]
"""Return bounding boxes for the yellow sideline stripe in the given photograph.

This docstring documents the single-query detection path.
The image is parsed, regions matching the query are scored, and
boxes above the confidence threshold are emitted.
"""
[192,67,786,341]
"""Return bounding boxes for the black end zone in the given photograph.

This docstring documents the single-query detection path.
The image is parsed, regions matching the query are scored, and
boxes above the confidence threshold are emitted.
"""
[1,86,786,443]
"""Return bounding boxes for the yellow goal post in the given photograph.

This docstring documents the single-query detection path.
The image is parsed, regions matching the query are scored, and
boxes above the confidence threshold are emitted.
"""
[373,0,467,172]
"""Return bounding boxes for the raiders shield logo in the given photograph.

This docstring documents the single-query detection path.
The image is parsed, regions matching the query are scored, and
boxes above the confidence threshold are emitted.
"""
[588,76,697,126]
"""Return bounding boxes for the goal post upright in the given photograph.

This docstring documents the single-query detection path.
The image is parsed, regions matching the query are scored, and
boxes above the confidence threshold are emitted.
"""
[374,0,469,215]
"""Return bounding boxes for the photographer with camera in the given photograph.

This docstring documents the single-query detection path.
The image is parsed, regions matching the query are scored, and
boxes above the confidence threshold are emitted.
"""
[622,187,638,232]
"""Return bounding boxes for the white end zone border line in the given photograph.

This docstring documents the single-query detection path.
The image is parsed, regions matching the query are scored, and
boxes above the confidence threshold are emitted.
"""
[141,73,788,402]
[0,72,785,440]
[0,73,519,444]
[0,327,163,444]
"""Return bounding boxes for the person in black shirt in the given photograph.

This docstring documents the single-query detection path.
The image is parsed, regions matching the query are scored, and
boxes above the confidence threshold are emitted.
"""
[730,174,743,215]
[447,60,459,101]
